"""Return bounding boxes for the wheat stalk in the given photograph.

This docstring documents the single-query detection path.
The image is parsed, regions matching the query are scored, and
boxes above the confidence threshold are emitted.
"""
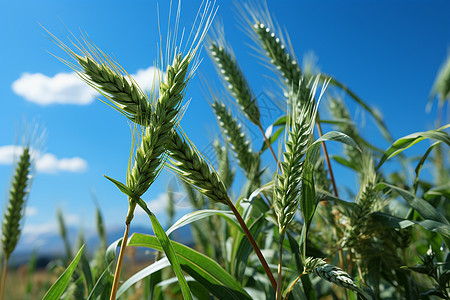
[273,78,322,299]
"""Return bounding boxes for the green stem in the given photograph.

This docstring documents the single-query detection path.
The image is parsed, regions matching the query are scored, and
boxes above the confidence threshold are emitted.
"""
[257,122,278,164]
[110,202,135,300]
[276,232,285,300]
[0,259,8,300]
[283,271,306,300]
[228,203,277,291]
[316,114,339,198]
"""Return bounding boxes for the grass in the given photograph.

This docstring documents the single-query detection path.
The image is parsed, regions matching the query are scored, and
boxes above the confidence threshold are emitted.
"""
[1,1,450,299]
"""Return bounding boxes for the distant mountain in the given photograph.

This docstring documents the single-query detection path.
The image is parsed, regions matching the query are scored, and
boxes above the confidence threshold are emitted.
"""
[10,224,193,267]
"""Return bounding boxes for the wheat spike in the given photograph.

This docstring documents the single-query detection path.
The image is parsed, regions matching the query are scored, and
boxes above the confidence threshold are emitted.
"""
[208,42,261,125]
[167,130,230,206]
[304,257,365,295]
[252,22,308,101]
[275,79,321,232]
[342,153,382,249]
[127,54,190,199]
[77,55,152,126]
[211,100,261,186]
[1,147,32,260]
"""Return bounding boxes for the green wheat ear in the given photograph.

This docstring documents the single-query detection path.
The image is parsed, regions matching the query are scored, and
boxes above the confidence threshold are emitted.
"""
[274,77,322,233]
[167,130,231,206]
[1,147,32,260]
[211,99,261,186]
[208,41,261,125]
[304,257,368,297]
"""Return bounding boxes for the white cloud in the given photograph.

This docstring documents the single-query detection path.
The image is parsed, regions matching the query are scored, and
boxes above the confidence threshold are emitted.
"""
[131,66,160,92]
[12,72,95,105]
[36,153,87,173]
[136,193,169,215]
[25,206,38,217]
[12,66,159,106]
[135,191,191,217]
[0,145,21,164]
[0,145,87,174]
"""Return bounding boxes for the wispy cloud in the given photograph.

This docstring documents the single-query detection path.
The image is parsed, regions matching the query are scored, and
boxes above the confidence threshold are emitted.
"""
[0,145,87,173]
[136,191,190,216]
[25,206,38,217]
[12,66,159,105]
[21,213,80,246]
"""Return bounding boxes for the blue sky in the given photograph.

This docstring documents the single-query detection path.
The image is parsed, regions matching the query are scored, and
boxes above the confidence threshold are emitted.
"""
[0,0,449,252]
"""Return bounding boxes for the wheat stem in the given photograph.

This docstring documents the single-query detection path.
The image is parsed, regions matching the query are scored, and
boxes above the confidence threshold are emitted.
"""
[0,260,7,300]
[316,118,339,198]
[257,122,278,164]
[276,233,284,300]
[283,271,306,300]
[110,219,131,300]
[229,203,277,291]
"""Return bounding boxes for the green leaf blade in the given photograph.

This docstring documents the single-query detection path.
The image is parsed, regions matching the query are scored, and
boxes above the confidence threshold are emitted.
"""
[128,233,252,300]
[43,245,85,300]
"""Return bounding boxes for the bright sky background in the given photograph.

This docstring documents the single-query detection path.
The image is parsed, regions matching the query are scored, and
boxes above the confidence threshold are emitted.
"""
[0,0,449,252]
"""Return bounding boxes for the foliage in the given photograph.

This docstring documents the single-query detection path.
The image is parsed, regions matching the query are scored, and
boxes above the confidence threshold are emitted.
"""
[2,1,449,299]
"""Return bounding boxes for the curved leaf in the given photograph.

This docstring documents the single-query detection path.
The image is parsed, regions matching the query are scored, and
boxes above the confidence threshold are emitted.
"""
[300,159,316,225]
[137,198,193,300]
[377,183,449,225]
[371,212,450,237]
[377,125,450,169]
[43,245,85,300]
[424,183,450,201]
[413,142,441,193]
[117,258,170,297]
[104,175,131,196]
[261,126,284,152]
[377,182,450,248]
[106,238,122,265]
[166,209,238,236]
[306,131,361,164]
[87,263,113,300]
[128,233,252,300]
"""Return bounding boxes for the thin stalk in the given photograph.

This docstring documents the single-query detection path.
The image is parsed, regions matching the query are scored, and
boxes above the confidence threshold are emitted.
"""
[316,114,345,269]
[0,259,7,300]
[276,233,285,300]
[110,202,135,300]
[315,115,339,198]
[283,271,306,300]
[257,122,278,164]
[228,203,277,291]
[110,223,129,300]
